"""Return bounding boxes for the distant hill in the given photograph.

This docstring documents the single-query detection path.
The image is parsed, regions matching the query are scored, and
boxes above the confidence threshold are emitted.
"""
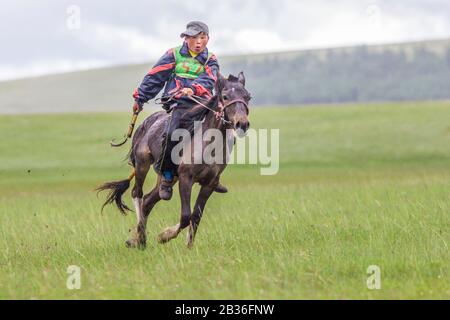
[235,38,450,105]
[0,38,449,114]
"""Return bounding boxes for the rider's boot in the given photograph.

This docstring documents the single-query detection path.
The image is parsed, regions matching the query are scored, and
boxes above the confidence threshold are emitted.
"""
[159,170,174,200]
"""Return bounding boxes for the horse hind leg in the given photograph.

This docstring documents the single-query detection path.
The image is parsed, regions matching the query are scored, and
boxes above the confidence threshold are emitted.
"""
[125,197,146,249]
[126,148,152,249]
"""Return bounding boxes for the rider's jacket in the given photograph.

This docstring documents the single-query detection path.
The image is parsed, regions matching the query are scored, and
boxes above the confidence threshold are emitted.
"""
[133,41,219,107]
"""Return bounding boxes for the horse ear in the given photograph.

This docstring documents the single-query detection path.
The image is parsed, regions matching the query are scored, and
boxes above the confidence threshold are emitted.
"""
[238,71,245,86]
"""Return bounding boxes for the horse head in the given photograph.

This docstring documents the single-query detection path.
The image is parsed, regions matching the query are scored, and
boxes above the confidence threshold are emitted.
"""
[216,72,251,137]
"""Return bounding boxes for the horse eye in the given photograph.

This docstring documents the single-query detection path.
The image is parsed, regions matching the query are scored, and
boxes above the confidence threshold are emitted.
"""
[223,94,229,100]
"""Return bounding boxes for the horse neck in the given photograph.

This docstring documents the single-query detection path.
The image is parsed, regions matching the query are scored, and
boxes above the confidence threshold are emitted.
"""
[201,97,226,134]
[203,109,222,131]
[201,102,234,164]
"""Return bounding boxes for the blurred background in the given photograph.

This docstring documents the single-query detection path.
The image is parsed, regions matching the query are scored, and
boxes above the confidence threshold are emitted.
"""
[0,0,449,113]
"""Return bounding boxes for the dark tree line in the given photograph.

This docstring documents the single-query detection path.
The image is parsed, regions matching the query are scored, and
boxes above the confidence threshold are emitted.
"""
[220,42,450,105]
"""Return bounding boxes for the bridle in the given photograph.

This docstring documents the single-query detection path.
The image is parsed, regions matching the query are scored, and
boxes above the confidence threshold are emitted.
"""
[189,95,249,125]
[157,90,249,125]
[220,98,249,115]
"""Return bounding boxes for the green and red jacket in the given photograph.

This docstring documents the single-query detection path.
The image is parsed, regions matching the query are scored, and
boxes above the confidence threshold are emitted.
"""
[133,42,219,107]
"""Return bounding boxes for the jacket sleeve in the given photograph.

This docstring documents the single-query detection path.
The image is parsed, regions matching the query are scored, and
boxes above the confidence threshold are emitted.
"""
[188,54,219,98]
[133,49,176,106]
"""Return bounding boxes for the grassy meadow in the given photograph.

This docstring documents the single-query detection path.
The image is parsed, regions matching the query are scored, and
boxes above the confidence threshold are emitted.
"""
[0,101,449,299]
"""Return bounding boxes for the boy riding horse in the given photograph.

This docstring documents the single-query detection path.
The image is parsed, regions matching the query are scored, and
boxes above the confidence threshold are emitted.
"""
[132,21,227,200]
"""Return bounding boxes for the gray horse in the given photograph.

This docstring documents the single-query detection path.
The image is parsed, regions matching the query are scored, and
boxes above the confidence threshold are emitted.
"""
[97,72,251,248]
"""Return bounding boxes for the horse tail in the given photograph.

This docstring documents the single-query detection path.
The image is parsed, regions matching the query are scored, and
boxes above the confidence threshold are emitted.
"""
[95,169,136,215]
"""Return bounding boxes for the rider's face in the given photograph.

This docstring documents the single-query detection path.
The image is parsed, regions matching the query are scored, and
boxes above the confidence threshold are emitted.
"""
[185,33,209,54]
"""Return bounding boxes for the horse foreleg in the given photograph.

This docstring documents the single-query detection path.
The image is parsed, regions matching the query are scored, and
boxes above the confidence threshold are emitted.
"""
[157,173,193,244]
[187,184,215,248]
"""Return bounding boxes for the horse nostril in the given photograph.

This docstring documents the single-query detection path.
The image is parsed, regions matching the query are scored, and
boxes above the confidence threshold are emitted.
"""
[239,121,249,132]
[235,121,249,139]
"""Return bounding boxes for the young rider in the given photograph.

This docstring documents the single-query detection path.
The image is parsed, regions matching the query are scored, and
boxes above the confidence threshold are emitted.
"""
[131,21,228,200]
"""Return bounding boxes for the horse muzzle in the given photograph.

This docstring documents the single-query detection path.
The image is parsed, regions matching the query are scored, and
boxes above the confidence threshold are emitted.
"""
[234,120,250,137]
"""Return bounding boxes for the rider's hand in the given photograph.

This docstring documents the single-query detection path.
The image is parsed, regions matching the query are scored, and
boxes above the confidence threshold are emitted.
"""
[132,101,143,113]
[181,88,194,96]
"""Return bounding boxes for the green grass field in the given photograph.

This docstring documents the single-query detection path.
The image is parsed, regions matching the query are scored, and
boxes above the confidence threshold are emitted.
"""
[0,101,449,299]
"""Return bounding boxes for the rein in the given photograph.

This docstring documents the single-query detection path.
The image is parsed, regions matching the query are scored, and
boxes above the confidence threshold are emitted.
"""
[185,94,230,124]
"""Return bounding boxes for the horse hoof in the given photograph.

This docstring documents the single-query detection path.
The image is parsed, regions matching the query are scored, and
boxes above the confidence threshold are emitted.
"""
[125,239,135,248]
[125,239,146,249]
[214,183,228,193]
[157,224,180,244]
[157,233,169,244]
